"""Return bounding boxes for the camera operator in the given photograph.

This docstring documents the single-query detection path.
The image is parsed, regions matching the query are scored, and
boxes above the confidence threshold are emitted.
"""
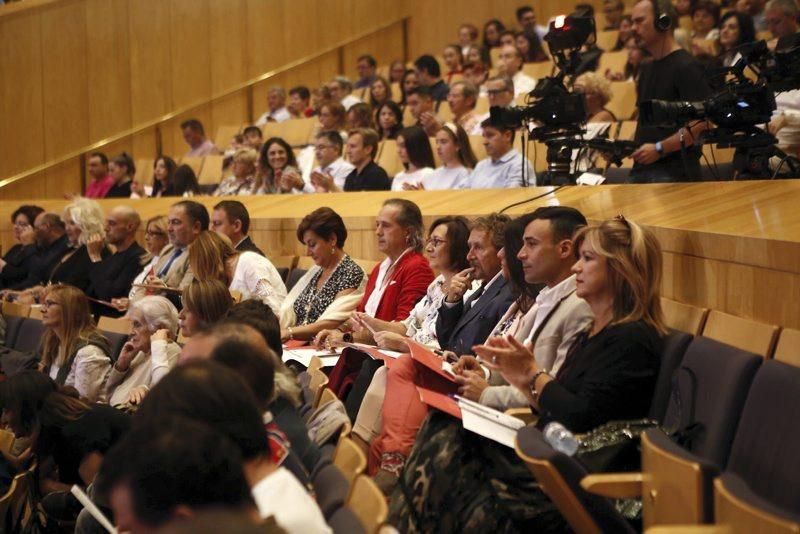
[630,0,713,182]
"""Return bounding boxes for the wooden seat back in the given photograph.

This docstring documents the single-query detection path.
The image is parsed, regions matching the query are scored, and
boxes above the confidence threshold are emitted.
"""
[702,310,779,358]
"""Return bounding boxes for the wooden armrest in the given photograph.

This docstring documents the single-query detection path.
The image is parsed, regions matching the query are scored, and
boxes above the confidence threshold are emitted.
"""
[504,407,538,425]
[581,473,644,498]
[646,526,730,534]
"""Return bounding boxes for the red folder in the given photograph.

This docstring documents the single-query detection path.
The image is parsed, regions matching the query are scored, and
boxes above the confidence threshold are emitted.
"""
[407,339,456,382]
[283,339,308,349]
[417,386,461,419]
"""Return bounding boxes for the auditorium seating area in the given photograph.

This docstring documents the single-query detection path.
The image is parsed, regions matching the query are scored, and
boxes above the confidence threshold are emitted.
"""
[2,0,800,532]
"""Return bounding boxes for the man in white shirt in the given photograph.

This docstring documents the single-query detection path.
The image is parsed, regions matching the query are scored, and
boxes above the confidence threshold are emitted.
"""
[255,87,291,126]
[462,116,535,188]
[447,81,481,135]
[304,131,355,193]
[498,44,536,97]
[517,5,549,41]
[327,76,362,111]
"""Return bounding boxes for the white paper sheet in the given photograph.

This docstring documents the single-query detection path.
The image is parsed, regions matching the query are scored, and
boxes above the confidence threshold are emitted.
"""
[281,348,339,367]
[457,396,525,448]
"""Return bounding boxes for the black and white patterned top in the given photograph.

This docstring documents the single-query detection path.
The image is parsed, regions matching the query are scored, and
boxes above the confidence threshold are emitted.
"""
[292,255,364,325]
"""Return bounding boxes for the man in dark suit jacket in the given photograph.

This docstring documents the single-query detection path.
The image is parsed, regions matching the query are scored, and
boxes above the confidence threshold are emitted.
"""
[437,214,515,355]
[212,200,265,256]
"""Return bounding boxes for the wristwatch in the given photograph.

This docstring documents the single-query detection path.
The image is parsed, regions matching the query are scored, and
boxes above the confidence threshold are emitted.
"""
[655,141,664,156]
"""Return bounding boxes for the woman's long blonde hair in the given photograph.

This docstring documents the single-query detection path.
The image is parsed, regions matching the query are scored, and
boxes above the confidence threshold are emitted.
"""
[40,285,103,368]
[573,217,667,335]
[187,231,239,285]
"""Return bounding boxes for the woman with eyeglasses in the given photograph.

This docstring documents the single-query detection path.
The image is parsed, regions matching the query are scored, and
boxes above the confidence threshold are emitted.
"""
[114,215,169,313]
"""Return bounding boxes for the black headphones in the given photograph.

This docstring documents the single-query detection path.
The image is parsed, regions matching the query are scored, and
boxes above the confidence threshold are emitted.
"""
[653,0,672,32]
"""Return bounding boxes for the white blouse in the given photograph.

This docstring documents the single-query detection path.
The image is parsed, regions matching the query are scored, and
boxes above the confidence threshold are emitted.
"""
[391,167,435,190]
[48,344,111,403]
[105,340,180,406]
[230,251,288,315]
[420,165,471,190]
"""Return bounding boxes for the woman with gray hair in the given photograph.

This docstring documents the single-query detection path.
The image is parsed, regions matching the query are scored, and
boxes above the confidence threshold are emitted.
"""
[106,295,181,407]
[11,197,109,304]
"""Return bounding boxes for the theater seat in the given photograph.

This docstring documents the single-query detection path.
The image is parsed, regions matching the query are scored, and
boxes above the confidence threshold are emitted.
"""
[312,463,350,519]
[11,318,44,353]
[328,506,366,534]
[648,329,692,423]
[101,331,129,363]
[286,268,307,292]
[2,315,25,349]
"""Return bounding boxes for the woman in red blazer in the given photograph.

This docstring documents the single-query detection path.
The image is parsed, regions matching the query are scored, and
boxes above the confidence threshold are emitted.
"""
[316,199,434,397]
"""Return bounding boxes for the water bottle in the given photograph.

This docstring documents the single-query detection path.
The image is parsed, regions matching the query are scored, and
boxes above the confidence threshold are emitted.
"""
[543,421,579,456]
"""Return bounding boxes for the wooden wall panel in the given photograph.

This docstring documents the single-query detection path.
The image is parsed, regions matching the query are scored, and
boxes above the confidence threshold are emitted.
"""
[127,0,172,125]
[84,0,132,143]
[0,10,45,179]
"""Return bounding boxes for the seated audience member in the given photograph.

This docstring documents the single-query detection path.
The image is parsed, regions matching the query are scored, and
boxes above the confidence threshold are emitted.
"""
[0,205,43,290]
[691,1,721,41]
[117,215,168,312]
[392,125,436,190]
[739,0,768,31]
[106,152,135,198]
[172,164,201,197]
[516,30,549,63]
[327,76,361,111]
[390,217,665,530]
[765,0,799,45]
[288,85,313,118]
[497,44,536,96]
[420,123,478,190]
[499,29,517,48]
[258,137,302,194]
[255,87,291,125]
[406,86,441,137]
[462,116,535,188]
[13,198,109,303]
[399,69,420,107]
[343,128,392,191]
[476,75,516,125]
[603,0,626,29]
[86,206,146,317]
[370,214,514,486]
[462,59,489,92]
[354,54,378,89]
[442,44,464,85]
[517,5,548,40]
[346,102,375,130]
[84,152,115,199]
[447,80,481,134]
[214,147,258,196]
[458,23,480,58]
[130,200,209,302]
[178,279,233,338]
[414,54,449,103]
[369,76,393,109]
[301,131,355,193]
[313,101,347,140]
[766,0,800,151]
[212,200,265,255]
[574,71,617,123]
[242,126,264,150]
[106,296,180,407]
[4,212,68,292]
[279,208,365,341]
[181,118,220,157]
[143,156,178,198]
[3,372,128,517]
[134,361,331,533]
[375,101,404,141]
[481,18,506,62]
[188,231,286,314]
[40,284,112,402]
[389,60,406,84]
[718,10,757,66]
[612,14,634,50]
[315,199,435,397]
[606,35,650,81]
[101,417,264,533]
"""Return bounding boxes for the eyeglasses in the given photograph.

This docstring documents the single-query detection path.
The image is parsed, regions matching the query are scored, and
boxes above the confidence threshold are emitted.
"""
[315,144,335,151]
[41,299,61,309]
[426,237,447,247]
[13,222,31,228]
[486,89,510,95]
[146,230,167,237]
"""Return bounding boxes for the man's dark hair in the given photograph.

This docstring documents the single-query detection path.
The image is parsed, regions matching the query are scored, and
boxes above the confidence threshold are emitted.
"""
[471,213,512,252]
[407,86,434,100]
[180,118,205,135]
[480,116,517,145]
[89,152,109,165]
[213,200,251,235]
[135,360,269,460]
[289,85,311,100]
[211,339,276,411]
[224,300,282,357]
[316,130,344,153]
[414,55,441,78]
[100,416,253,528]
[383,198,425,252]
[575,3,595,16]
[112,152,136,176]
[516,5,535,21]
[519,206,588,243]
[172,200,210,231]
[11,205,44,226]
[242,125,262,138]
[357,54,377,68]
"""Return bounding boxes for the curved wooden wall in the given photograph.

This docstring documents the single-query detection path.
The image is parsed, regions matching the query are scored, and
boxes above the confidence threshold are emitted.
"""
[3,181,800,329]
[0,0,409,199]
